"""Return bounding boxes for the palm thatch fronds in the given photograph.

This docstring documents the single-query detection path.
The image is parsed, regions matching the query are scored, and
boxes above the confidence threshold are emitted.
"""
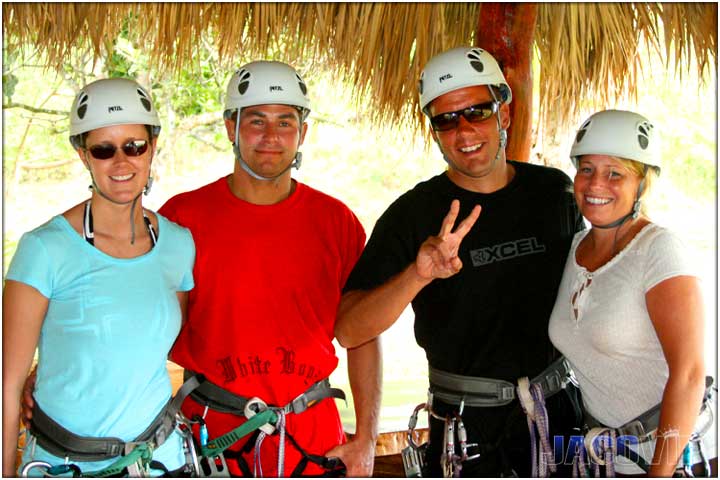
[536,3,717,133]
[3,3,716,133]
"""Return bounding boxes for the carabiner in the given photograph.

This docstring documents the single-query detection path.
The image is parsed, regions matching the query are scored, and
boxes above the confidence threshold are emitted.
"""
[454,413,468,462]
[20,460,52,477]
[407,403,428,449]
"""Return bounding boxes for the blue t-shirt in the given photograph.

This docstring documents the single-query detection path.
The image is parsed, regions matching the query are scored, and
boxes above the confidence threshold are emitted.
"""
[7,213,195,475]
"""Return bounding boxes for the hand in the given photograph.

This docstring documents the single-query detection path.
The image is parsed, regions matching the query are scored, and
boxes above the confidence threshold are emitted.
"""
[324,435,376,477]
[21,366,37,429]
[415,200,481,280]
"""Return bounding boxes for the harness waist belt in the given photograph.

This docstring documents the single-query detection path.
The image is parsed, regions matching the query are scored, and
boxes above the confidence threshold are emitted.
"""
[585,376,715,443]
[29,375,200,462]
[184,370,346,416]
[429,356,573,407]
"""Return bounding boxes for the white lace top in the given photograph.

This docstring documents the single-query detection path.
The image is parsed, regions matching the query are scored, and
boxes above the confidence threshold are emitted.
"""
[549,223,715,473]
[549,223,698,425]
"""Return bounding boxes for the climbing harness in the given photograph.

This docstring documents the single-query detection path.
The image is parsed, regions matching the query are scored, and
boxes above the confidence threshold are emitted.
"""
[403,357,576,477]
[428,356,574,408]
[183,371,347,477]
[574,376,716,477]
[184,371,345,416]
[83,200,158,248]
[21,376,200,477]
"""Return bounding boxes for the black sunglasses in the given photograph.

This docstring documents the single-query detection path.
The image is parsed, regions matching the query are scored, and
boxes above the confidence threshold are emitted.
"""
[430,101,499,132]
[86,140,149,160]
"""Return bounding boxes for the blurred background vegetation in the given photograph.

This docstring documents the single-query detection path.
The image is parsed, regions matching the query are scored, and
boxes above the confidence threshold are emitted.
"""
[3,30,716,432]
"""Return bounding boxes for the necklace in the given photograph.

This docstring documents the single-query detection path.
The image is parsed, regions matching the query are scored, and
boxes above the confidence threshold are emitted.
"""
[83,200,157,248]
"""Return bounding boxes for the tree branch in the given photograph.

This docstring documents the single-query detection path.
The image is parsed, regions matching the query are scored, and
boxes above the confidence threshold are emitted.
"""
[3,102,67,116]
[19,158,76,170]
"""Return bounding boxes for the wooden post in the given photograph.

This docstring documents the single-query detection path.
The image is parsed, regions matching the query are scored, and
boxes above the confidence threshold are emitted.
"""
[475,3,537,163]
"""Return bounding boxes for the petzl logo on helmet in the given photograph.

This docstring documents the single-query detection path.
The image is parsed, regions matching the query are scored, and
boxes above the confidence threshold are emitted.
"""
[439,74,453,82]
[269,85,284,92]
[108,106,124,113]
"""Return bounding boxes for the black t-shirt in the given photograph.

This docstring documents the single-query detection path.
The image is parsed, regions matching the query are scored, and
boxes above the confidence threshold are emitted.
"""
[345,161,585,381]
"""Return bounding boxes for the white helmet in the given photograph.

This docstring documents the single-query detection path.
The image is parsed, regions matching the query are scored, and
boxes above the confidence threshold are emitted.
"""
[570,109,660,172]
[418,46,512,113]
[69,78,161,147]
[224,61,310,119]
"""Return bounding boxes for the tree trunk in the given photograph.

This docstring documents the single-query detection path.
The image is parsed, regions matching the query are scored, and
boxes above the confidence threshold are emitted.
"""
[475,3,537,163]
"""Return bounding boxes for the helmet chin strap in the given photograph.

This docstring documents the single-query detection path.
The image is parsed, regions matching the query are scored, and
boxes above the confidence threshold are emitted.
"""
[233,111,302,182]
[488,88,508,161]
[84,151,152,245]
[437,90,507,174]
[590,201,640,230]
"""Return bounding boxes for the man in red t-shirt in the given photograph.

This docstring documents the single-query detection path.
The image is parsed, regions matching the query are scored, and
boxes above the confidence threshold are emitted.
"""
[159,61,381,477]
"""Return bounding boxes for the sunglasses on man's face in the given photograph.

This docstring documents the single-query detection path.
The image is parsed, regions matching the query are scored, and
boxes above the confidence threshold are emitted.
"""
[86,140,149,160]
[430,101,499,132]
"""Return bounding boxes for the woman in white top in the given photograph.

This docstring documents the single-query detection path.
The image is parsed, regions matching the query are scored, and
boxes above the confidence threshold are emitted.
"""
[548,110,714,476]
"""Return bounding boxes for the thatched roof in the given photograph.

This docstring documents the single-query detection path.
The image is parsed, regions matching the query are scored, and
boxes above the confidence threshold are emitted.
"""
[3,3,717,133]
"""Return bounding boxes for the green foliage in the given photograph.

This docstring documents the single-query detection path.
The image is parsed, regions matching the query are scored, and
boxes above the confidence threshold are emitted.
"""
[165,63,224,117]
[106,37,144,78]
[3,72,18,100]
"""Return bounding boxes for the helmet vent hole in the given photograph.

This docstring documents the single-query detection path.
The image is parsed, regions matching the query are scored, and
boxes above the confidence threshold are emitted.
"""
[467,48,484,60]
[295,74,308,95]
[76,92,90,119]
[136,88,152,112]
[237,70,251,95]
[575,129,586,143]
[638,135,649,149]
[418,78,424,95]
[470,61,484,73]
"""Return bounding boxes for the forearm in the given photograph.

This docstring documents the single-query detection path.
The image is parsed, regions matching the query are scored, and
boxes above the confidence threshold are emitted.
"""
[3,384,22,476]
[347,338,382,445]
[648,370,706,477]
[336,264,430,348]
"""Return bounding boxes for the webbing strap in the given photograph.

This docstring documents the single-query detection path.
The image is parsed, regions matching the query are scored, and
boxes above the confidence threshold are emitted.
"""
[581,376,715,473]
[80,442,154,477]
[429,356,573,407]
[29,375,201,462]
[200,409,277,458]
[184,370,346,415]
[584,376,715,444]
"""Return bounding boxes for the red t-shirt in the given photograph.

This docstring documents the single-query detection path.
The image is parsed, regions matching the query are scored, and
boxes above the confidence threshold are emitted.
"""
[159,177,365,476]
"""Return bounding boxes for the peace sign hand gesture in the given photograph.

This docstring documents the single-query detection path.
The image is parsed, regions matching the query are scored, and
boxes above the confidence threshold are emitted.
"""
[415,199,481,280]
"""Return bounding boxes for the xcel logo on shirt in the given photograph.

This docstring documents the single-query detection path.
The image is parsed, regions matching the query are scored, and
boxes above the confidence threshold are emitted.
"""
[470,237,546,266]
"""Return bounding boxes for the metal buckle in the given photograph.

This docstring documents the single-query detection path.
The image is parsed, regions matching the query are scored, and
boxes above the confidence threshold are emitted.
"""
[619,420,647,442]
[402,443,426,477]
[124,441,149,477]
[199,452,231,477]
[501,386,516,401]
[290,391,309,414]
[543,371,562,395]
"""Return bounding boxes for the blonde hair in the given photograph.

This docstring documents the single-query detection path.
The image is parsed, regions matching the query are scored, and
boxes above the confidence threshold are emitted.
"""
[614,157,659,216]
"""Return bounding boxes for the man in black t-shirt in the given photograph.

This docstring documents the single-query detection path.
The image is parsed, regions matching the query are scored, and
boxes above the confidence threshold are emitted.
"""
[335,46,585,477]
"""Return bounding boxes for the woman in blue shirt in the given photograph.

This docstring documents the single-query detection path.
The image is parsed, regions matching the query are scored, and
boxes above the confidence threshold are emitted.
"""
[3,78,196,476]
